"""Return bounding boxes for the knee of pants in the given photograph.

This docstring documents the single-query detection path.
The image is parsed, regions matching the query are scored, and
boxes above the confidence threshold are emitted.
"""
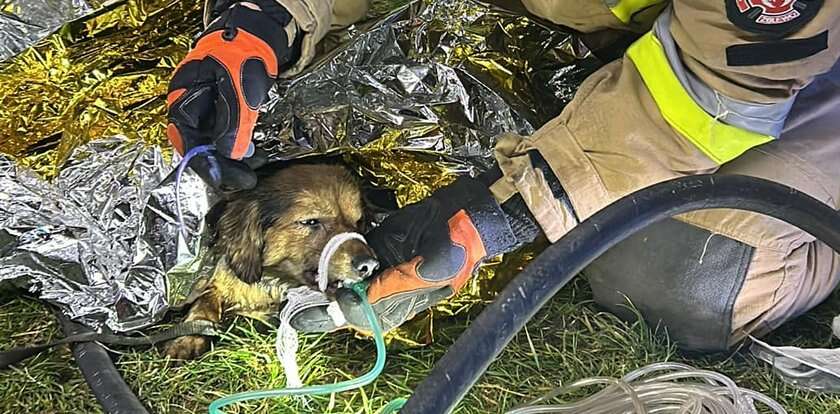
[585,218,840,352]
[584,218,755,352]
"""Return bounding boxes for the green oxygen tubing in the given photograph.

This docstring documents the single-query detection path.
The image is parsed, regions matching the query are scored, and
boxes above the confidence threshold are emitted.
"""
[207,282,406,414]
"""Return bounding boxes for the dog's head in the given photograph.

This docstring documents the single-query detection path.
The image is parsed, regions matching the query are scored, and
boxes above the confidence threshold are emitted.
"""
[213,164,378,289]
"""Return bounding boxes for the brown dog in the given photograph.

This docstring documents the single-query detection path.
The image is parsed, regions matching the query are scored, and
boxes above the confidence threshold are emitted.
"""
[165,164,378,359]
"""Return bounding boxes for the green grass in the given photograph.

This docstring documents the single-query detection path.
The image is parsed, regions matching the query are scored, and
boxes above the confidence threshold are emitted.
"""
[2,277,840,414]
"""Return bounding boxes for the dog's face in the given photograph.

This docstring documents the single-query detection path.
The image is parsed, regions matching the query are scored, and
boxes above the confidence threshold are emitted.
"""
[214,164,378,290]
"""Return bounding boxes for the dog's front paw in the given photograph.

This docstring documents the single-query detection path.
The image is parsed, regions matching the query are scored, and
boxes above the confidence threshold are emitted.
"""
[164,335,211,360]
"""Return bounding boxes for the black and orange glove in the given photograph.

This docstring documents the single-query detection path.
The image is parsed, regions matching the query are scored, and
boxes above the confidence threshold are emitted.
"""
[166,0,298,190]
[290,175,543,333]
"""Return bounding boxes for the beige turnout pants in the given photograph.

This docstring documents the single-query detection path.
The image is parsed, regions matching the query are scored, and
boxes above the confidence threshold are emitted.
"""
[253,0,840,350]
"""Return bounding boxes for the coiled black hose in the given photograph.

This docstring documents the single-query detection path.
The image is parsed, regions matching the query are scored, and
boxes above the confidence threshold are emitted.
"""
[401,174,840,414]
[57,314,149,414]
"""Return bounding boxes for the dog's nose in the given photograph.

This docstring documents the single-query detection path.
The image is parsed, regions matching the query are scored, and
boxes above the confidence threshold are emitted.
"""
[352,256,379,278]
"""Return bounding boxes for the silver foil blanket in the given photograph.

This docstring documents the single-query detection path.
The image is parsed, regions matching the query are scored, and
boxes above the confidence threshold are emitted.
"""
[0,0,598,332]
[256,0,597,167]
[0,0,97,62]
[0,137,209,332]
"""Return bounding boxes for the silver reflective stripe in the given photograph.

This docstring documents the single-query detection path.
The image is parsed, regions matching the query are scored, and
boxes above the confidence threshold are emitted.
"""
[653,8,795,138]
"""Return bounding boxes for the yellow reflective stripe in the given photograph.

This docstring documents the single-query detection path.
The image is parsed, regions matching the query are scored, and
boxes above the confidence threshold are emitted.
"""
[608,0,667,24]
[626,32,773,165]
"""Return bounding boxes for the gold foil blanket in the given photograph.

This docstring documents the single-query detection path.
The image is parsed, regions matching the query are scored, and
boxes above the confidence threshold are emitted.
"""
[0,0,601,334]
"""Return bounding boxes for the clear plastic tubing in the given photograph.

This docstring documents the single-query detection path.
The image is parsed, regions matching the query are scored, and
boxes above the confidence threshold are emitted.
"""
[505,362,787,414]
[174,144,216,240]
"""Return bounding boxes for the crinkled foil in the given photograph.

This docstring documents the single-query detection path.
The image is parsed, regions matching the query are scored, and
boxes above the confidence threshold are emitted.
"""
[257,0,599,204]
[0,0,202,178]
[0,0,103,62]
[0,0,600,333]
[0,137,209,331]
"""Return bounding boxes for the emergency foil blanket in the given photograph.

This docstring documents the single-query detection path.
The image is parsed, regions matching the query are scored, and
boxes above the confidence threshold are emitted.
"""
[0,138,206,331]
[0,0,600,335]
[0,0,103,62]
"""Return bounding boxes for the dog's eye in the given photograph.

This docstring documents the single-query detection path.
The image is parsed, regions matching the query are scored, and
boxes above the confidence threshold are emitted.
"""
[299,219,320,227]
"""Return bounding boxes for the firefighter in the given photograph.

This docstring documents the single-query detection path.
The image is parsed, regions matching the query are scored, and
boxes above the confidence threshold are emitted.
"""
[166,0,840,351]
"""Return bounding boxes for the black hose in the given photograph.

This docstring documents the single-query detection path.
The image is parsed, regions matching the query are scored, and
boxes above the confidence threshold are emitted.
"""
[402,174,840,414]
[57,314,149,414]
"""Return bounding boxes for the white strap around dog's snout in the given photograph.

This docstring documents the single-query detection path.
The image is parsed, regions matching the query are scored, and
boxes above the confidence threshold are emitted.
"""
[316,232,367,292]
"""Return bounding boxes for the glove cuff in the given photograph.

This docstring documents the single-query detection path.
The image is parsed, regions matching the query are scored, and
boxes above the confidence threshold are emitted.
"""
[436,176,519,258]
[203,1,298,70]
[499,194,542,249]
[209,0,293,25]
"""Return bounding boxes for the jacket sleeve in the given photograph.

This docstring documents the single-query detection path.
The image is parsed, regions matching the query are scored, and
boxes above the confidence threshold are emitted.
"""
[275,0,368,76]
[520,0,667,33]
[203,0,369,77]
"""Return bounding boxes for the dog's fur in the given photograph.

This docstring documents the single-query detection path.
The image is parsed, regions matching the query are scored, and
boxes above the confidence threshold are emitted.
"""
[164,164,377,359]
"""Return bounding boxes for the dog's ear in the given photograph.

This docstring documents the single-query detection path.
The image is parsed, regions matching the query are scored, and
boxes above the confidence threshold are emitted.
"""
[215,199,264,284]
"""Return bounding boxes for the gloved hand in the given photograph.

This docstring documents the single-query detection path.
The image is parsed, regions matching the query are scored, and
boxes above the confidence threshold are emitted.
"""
[290,176,529,333]
[166,0,297,191]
